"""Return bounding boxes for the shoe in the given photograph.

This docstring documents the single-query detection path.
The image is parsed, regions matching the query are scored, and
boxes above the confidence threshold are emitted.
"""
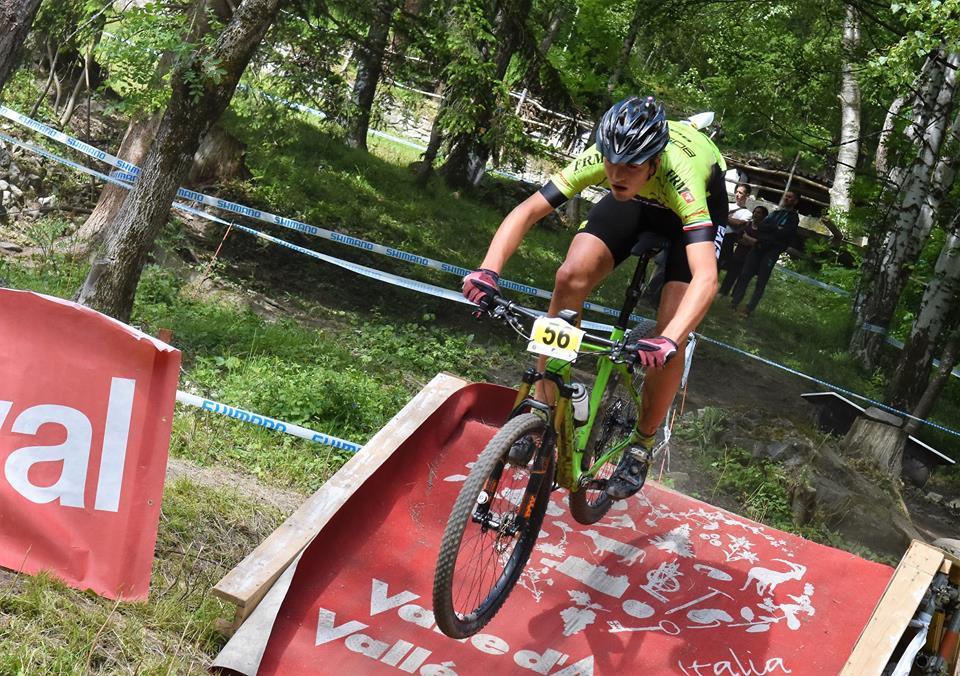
[507,435,536,466]
[605,436,654,500]
[737,307,751,319]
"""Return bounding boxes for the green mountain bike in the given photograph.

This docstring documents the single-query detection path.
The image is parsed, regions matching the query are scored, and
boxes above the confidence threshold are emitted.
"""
[433,236,677,639]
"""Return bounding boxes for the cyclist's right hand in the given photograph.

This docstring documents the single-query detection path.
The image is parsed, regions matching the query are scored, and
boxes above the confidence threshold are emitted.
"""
[462,268,501,307]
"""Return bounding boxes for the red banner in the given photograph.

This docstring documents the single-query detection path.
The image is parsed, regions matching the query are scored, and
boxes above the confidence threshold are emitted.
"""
[253,384,893,675]
[0,289,180,600]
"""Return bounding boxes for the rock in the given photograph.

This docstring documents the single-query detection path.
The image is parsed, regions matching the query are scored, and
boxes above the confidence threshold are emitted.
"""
[752,439,813,468]
[0,147,9,169]
[24,173,42,192]
[7,184,22,199]
[37,195,57,208]
[932,538,960,559]
[0,180,8,192]
[1,190,10,206]
[927,492,944,504]
[810,443,921,557]
[902,456,931,487]
[0,241,21,253]
[7,162,21,184]
[948,498,960,511]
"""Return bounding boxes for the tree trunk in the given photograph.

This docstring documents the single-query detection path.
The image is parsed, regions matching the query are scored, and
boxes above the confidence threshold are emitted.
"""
[849,51,959,369]
[843,407,907,476]
[342,0,398,150]
[828,5,861,214]
[875,95,904,180]
[904,326,960,436]
[441,0,533,189]
[0,0,42,95]
[73,0,232,252]
[887,212,960,410]
[605,0,647,100]
[414,94,447,186]
[76,0,283,322]
[73,112,164,252]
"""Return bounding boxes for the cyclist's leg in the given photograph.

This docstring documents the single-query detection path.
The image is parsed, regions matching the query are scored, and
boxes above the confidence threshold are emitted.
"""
[536,195,642,401]
[638,280,687,436]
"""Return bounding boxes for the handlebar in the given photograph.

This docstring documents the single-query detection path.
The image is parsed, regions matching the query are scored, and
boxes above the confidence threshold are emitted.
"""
[481,294,620,351]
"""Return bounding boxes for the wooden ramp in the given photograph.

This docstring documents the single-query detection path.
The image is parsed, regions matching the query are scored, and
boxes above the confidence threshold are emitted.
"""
[212,374,899,675]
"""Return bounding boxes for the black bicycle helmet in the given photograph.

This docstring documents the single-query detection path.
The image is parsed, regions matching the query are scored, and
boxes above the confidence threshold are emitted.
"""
[595,95,669,165]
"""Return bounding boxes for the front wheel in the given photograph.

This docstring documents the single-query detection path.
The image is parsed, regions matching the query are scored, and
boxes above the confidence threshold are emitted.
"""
[433,413,555,638]
[569,370,642,524]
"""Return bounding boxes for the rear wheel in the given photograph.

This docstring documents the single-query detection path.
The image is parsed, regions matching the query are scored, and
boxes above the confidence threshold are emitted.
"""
[433,413,555,638]
[569,371,642,524]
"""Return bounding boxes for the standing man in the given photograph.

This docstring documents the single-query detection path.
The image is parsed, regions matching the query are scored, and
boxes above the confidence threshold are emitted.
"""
[719,182,754,268]
[462,96,727,500]
[730,190,801,317]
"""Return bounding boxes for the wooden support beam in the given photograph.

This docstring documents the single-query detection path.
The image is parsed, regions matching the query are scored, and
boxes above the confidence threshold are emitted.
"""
[212,372,470,632]
[841,541,947,675]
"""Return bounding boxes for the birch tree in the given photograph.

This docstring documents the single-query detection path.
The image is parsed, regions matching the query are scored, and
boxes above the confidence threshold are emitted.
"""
[828,4,861,214]
[77,0,284,321]
[850,50,959,369]
[887,212,960,410]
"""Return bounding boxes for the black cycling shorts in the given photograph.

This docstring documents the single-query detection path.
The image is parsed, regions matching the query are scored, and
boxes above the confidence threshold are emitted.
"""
[579,164,727,283]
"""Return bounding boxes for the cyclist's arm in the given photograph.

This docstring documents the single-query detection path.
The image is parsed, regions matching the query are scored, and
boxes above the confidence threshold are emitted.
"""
[478,191,554,273]
[659,241,718,343]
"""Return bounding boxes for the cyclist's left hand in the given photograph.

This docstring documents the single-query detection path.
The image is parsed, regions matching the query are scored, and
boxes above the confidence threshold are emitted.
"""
[632,336,678,369]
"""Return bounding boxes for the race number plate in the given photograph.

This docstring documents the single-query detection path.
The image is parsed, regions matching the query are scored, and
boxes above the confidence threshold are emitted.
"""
[527,316,584,361]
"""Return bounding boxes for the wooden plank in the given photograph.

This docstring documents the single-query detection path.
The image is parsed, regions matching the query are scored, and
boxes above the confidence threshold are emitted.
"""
[212,372,470,628]
[841,540,945,675]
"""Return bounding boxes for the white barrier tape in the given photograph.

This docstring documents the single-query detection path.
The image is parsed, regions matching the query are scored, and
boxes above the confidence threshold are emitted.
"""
[7,127,960,441]
[176,391,362,452]
[0,103,647,323]
[773,266,850,296]
[0,104,637,322]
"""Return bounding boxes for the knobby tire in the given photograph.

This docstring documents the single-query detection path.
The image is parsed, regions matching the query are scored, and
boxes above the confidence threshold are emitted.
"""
[433,413,555,638]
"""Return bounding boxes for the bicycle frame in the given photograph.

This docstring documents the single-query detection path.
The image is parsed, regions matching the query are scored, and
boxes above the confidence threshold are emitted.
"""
[504,247,656,494]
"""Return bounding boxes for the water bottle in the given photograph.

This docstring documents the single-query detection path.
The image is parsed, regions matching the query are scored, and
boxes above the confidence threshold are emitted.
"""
[570,383,589,426]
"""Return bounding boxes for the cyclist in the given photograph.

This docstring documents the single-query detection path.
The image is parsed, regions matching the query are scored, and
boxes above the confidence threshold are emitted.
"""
[462,95,727,501]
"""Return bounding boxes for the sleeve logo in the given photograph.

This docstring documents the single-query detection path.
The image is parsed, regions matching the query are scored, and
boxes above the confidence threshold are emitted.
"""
[681,190,695,204]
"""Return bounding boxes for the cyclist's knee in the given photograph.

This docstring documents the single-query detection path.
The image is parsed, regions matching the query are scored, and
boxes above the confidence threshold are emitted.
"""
[555,261,594,296]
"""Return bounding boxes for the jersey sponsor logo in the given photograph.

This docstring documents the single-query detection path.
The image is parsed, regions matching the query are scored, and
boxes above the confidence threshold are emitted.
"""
[664,168,687,193]
[668,136,696,158]
[573,153,602,173]
[681,190,695,204]
[714,223,725,258]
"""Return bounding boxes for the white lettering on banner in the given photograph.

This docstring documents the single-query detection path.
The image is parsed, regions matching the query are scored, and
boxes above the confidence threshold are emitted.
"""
[677,649,792,675]
[314,578,593,673]
[95,378,135,511]
[3,403,92,507]
[315,607,368,645]
[514,648,569,673]
[314,606,457,674]
[371,578,420,615]
[0,377,136,511]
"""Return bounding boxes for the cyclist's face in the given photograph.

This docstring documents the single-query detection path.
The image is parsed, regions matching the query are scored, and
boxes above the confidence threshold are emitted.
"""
[604,159,656,201]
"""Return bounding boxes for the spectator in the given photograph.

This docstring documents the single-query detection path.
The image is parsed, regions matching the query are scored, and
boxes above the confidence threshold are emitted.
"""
[730,190,801,317]
[718,182,753,268]
[718,205,768,296]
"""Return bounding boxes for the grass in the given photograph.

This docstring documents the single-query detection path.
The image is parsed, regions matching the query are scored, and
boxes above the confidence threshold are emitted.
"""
[0,478,285,673]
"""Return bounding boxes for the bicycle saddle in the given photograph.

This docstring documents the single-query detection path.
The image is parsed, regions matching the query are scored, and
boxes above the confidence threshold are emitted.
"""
[630,232,670,257]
